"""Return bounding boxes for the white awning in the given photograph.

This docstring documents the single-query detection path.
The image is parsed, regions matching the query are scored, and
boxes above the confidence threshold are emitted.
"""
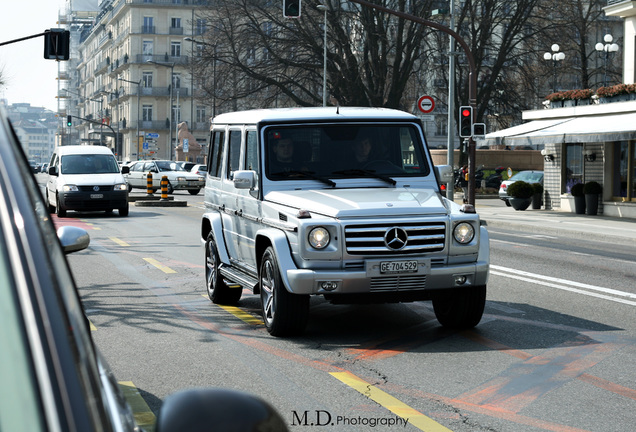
[485,112,636,146]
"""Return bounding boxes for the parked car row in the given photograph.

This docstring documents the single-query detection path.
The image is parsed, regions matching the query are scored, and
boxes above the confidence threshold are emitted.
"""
[125,160,205,194]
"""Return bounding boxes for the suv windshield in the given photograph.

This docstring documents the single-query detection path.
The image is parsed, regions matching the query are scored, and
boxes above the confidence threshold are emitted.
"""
[265,124,430,181]
[60,154,120,174]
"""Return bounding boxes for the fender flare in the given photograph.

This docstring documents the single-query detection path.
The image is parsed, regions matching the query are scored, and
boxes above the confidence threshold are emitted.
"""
[255,228,297,293]
[201,212,230,265]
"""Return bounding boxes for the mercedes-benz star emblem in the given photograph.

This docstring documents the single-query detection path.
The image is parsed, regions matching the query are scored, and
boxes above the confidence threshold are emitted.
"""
[384,227,408,251]
[93,186,100,191]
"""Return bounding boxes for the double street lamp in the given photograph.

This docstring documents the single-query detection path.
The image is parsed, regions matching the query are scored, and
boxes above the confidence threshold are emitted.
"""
[147,60,175,160]
[543,44,565,94]
[595,34,619,88]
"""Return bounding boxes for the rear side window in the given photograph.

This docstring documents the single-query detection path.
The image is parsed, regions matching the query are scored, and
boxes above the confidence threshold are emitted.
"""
[208,130,224,178]
[227,130,241,178]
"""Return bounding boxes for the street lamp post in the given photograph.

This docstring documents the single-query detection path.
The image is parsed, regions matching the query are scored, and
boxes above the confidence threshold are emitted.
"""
[595,34,619,88]
[543,44,565,94]
[317,4,328,106]
[147,60,175,160]
[118,77,141,160]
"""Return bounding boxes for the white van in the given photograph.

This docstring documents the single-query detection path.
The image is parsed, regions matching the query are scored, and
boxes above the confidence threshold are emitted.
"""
[46,145,130,217]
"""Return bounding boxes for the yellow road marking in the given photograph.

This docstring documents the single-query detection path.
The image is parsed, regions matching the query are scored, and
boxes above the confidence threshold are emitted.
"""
[110,236,130,247]
[118,381,156,430]
[200,294,264,325]
[143,258,176,273]
[218,304,264,325]
[330,372,453,432]
[88,319,97,331]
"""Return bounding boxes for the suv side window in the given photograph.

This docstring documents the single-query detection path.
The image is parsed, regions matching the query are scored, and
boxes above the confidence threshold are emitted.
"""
[245,130,259,175]
[227,130,241,179]
[208,130,224,178]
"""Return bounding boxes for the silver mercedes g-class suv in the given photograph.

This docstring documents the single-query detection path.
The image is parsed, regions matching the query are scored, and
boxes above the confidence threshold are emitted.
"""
[201,107,489,336]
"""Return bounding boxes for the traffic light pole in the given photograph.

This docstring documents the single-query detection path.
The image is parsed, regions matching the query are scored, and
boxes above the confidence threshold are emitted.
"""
[346,0,478,206]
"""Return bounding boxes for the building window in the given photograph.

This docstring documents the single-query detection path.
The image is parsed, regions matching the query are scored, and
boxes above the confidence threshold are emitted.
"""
[563,143,583,193]
[172,73,181,89]
[612,141,636,202]
[142,72,153,88]
[172,104,181,124]
[143,40,153,56]
[196,106,207,123]
[195,19,206,35]
[142,105,153,121]
[142,17,154,34]
[171,18,181,28]
[171,42,181,57]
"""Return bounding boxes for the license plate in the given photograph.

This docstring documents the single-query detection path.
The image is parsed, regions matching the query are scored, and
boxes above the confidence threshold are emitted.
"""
[90,193,103,199]
[380,260,418,274]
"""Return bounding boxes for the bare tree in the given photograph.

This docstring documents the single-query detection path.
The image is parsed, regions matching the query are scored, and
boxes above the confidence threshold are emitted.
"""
[192,0,435,111]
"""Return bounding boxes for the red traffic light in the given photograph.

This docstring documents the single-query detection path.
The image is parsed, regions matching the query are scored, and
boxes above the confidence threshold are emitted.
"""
[458,106,473,138]
[461,108,471,117]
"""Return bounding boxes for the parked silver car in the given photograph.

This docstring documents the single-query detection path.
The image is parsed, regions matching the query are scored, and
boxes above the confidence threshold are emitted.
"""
[499,170,544,206]
[125,160,205,194]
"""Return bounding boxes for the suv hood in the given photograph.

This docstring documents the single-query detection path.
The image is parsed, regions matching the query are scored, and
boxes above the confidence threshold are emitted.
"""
[265,188,448,218]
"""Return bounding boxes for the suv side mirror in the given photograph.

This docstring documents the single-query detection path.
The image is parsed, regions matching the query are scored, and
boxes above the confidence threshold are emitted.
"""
[233,170,257,190]
[48,165,58,176]
[156,388,288,432]
[435,165,454,183]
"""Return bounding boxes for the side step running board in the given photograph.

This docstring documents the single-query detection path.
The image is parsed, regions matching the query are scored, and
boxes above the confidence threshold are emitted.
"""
[219,266,259,291]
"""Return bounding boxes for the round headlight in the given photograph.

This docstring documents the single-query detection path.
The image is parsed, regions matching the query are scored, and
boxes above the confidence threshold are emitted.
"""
[453,222,475,244]
[308,227,330,249]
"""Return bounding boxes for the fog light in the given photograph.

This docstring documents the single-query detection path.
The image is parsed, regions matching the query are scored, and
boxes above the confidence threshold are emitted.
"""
[454,275,467,285]
[320,281,339,291]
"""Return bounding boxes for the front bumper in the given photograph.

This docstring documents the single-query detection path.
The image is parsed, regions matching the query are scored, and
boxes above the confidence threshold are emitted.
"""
[285,259,489,296]
[60,190,128,211]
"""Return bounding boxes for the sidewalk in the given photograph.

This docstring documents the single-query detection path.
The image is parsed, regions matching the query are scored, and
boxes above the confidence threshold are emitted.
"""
[465,195,636,247]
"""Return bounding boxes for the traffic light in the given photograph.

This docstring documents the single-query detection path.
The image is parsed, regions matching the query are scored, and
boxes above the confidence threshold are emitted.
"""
[283,0,301,18]
[66,115,72,127]
[44,29,70,61]
[458,106,473,138]
[472,123,486,139]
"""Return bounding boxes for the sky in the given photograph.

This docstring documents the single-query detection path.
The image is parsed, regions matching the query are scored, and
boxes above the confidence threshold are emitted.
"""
[0,0,66,112]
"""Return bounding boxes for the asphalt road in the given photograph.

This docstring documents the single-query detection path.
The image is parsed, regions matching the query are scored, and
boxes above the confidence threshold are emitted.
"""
[52,188,636,432]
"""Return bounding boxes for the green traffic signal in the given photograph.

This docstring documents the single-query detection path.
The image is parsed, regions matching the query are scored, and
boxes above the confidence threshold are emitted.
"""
[67,115,72,127]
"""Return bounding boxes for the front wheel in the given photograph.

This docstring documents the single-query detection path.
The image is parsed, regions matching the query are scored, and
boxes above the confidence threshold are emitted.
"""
[188,188,200,195]
[260,247,309,337]
[205,233,241,304]
[432,285,486,329]
[119,204,129,216]
[56,195,67,218]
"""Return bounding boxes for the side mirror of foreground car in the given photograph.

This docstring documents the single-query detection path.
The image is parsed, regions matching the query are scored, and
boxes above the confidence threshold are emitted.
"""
[156,388,289,432]
[57,226,90,254]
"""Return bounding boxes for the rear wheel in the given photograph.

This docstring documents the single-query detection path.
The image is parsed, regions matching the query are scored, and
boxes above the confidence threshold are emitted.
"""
[205,233,241,304]
[167,183,174,194]
[432,285,486,329]
[260,247,309,336]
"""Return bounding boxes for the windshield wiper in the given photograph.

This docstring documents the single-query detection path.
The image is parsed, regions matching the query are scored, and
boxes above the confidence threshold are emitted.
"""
[332,169,397,186]
[270,170,336,187]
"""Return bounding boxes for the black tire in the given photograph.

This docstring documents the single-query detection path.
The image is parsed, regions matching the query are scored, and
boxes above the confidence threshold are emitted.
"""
[205,233,241,304]
[432,285,486,329]
[47,191,55,214]
[56,195,67,218]
[119,205,129,216]
[167,183,174,194]
[504,199,511,207]
[260,247,309,337]
[188,188,200,195]
[127,184,133,192]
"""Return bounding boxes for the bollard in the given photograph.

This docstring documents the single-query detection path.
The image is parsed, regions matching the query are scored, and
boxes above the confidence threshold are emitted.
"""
[160,175,169,201]
[146,171,154,195]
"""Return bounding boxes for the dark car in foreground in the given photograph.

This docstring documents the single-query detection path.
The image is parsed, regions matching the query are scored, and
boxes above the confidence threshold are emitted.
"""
[0,106,287,432]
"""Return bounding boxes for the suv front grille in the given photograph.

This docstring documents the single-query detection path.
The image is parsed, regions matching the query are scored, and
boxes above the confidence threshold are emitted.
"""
[344,221,446,255]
